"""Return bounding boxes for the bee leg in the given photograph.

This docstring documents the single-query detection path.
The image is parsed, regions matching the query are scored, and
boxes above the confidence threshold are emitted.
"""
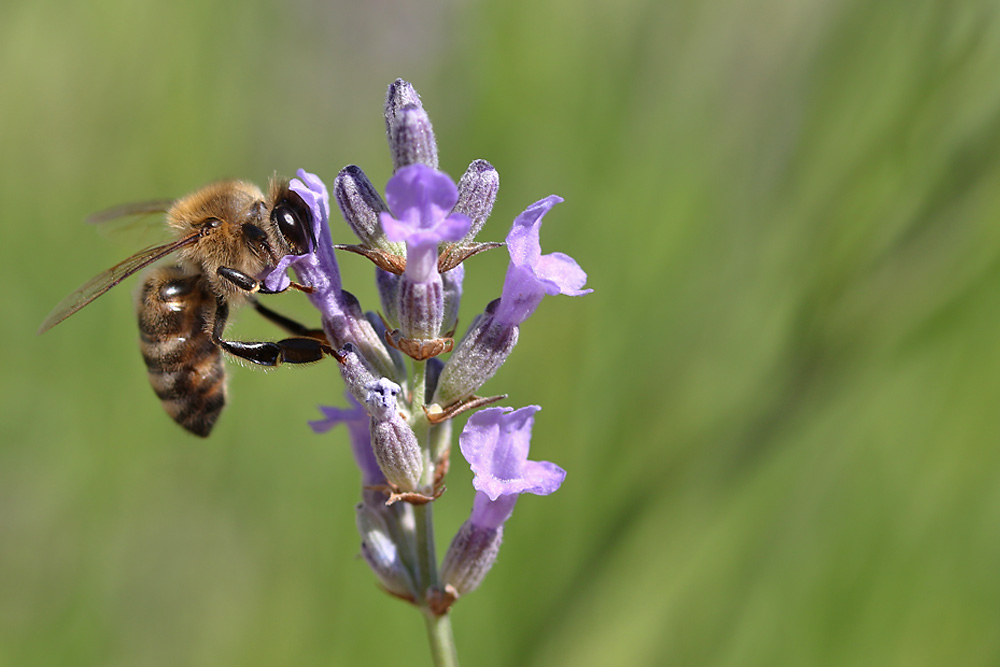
[251,300,328,343]
[217,266,312,294]
[212,297,332,367]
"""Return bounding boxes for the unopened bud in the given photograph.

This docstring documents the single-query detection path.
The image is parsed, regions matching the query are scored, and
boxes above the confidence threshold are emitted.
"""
[385,83,438,171]
[329,291,399,382]
[453,160,499,243]
[376,268,401,329]
[334,165,403,254]
[440,521,503,597]
[357,503,417,600]
[366,379,423,492]
[440,264,464,335]
[432,301,518,407]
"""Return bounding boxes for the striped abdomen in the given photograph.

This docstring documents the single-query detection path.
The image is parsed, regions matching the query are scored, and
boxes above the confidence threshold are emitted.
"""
[137,266,226,437]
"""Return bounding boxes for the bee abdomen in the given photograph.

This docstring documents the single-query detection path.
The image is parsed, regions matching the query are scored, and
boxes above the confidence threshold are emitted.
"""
[138,267,227,437]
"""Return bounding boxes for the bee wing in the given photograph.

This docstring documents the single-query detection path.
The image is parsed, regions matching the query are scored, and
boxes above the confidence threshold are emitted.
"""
[38,232,202,334]
[86,199,176,224]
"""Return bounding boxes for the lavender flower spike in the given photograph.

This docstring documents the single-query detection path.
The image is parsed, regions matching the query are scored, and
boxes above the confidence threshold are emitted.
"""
[441,406,565,597]
[494,195,592,327]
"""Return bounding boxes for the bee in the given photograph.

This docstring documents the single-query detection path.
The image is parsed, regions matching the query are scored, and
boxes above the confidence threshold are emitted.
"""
[39,179,331,437]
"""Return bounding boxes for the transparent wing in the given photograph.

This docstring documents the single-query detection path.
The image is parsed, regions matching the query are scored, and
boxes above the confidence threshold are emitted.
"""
[86,199,176,224]
[85,198,177,248]
[38,232,201,334]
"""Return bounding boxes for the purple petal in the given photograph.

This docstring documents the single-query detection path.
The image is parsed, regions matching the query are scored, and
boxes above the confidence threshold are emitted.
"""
[379,164,471,282]
[469,491,518,530]
[494,264,548,326]
[309,402,364,434]
[534,252,591,296]
[505,196,560,267]
[384,165,457,225]
[381,165,471,246]
[494,195,591,325]
[459,406,566,502]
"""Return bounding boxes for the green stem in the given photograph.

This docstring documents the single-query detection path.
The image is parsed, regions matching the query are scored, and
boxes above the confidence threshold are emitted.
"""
[424,609,459,667]
[413,501,438,591]
[407,356,458,665]
[410,358,428,418]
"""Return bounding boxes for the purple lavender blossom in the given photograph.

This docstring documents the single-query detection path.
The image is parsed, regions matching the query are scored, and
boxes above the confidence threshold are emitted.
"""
[460,406,565,516]
[441,406,565,596]
[431,198,591,406]
[379,164,471,283]
[494,195,592,327]
[279,81,588,647]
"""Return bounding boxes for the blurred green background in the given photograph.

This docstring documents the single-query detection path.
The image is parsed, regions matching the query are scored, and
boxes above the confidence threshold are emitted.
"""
[5,0,1000,664]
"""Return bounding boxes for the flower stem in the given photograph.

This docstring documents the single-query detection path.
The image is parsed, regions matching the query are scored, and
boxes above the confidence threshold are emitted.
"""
[413,501,438,590]
[424,608,459,667]
[406,356,455,663]
[410,357,427,418]
[409,357,438,590]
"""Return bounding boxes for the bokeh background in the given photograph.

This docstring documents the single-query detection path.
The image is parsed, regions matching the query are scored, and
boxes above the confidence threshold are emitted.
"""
[4,0,1000,664]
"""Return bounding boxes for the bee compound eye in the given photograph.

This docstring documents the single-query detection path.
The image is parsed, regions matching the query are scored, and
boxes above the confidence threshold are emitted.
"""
[272,199,314,256]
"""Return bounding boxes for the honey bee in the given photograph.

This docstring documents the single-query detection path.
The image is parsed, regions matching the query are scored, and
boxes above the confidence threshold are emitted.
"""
[39,179,331,437]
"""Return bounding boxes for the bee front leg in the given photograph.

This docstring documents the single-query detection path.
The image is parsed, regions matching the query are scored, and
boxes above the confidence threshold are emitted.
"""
[212,297,332,367]
[217,266,312,294]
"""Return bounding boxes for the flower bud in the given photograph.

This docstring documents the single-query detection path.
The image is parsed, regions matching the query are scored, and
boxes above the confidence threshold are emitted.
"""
[331,291,399,382]
[333,165,403,254]
[384,79,422,130]
[440,264,464,336]
[366,378,423,492]
[431,301,519,407]
[385,80,438,170]
[453,160,499,243]
[376,268,401,329]
[364,309,407,380]
[357,502,417,600]
[425,356,444,399]
[440,520,503,597]
[335,343,379,408]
